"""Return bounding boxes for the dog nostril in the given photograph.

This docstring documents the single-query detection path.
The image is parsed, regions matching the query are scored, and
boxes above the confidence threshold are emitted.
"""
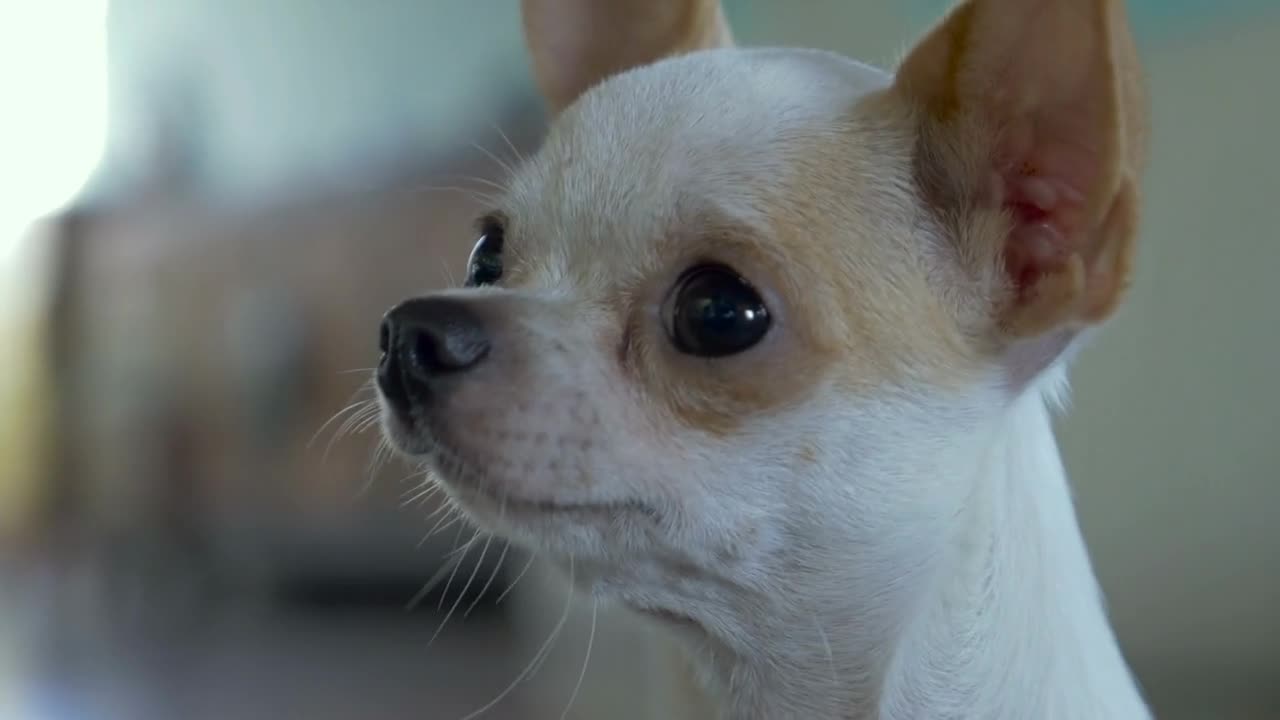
[409,330,438,374]
[381,297,489,389]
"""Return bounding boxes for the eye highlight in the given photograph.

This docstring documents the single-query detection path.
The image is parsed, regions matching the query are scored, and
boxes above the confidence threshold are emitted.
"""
[665,264,771,358]
[465,217,505,287]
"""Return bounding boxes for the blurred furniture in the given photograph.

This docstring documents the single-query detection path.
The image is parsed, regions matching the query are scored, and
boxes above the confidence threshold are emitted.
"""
[36,116,543,614]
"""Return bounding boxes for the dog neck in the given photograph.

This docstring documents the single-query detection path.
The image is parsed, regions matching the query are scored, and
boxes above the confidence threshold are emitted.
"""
[680,383,1149,720]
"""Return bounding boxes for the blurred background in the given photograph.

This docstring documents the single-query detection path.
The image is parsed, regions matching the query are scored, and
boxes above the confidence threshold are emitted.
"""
[0,1,1276,718]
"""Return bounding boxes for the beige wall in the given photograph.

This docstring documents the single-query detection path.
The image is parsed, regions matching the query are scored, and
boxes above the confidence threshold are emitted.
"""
[0,223,53,539]
[1061,16,1280,676]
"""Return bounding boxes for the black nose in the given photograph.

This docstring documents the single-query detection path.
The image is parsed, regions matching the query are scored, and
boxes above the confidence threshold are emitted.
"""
[377,297,490,407]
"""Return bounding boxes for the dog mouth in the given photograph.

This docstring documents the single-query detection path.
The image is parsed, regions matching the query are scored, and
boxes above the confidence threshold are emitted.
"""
[378,401,661,535]
[377,398,434,456]
[443,475,655,523]
[395,430,656,522]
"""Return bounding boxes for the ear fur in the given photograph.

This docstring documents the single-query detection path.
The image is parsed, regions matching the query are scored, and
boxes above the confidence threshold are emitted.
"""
[895,0,1147,345]
[521,0,733,115]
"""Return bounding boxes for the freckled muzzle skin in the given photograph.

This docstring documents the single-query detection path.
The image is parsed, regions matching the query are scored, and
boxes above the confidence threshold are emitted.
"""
[376,289,674,558]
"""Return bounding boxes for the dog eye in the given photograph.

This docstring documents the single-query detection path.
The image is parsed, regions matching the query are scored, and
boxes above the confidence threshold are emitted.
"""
[465,224,504,287]
[666,264,771,357]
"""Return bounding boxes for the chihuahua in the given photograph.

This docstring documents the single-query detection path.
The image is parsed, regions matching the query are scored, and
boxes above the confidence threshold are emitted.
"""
[376,0,1150,717]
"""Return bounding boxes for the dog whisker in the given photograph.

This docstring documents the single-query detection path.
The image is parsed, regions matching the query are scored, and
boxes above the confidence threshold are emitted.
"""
[457,556,574,720]
[559,589,598,720]
[443,530,486,561]
[307,395,372,451]
[352,407,385,433]
[468,141,517,179]
[322,401,381,463]
[355,437,397,499]
[406,550,468,613]
[454,174,509,195]
[430,531,495,646]
[424,493,456,522]
[487,120,526,168]
[404,183,501,207]
[401,480,441,507]
[420,509,462,548]
[813,614,837,688]
[493,551,538,607]
[527,559,576,682]
[438,525,480,610]
[438,255,460,288]
[464,540,510,618]
[335,367,378,376]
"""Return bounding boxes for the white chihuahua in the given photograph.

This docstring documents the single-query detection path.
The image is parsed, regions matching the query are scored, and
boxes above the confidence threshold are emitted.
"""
[376,0,1150,717]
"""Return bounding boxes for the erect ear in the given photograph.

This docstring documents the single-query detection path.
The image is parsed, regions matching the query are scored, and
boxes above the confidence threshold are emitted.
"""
[521,0,733,115]
[895,0,1147,344]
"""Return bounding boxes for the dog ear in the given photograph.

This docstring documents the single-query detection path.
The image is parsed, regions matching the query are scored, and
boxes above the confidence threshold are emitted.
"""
[895,0,1147,345]
[521,0,733,115]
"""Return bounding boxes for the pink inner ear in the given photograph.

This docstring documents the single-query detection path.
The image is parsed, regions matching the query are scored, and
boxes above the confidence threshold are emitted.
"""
[996,121,1096,299]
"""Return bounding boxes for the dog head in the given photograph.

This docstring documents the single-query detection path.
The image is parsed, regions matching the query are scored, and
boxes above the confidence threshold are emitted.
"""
[377,0,1145,660]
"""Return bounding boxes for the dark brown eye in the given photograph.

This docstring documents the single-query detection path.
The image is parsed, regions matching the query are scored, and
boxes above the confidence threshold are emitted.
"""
[666,264,771,357]
[465,222,504,287]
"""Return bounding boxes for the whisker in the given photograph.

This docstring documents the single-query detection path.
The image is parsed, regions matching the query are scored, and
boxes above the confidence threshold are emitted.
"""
[406,552,466,612]
[323,401,380,462]
[438,525,479,610]
[813,614,837,687]
[488,121,525,167]
[527,559,573,680]
[424,495,456,522]
[401,481,441,508]
[464,540,510,618]
[469,141,516,178]
[439,255,460,288]
[463,491,508,616]
[355,437,397,499]
[457,556,574,720]
[420,510,462,549]
[395,468,431,485]
[403,183,501,206]
[560,592,598,720]
[452,174,509,194]
[493,552,538,606]
[351,412,384,437]
[336,367,378,376]
[443,531,485,561]
[429,532,494,645]
[307,397,370,451]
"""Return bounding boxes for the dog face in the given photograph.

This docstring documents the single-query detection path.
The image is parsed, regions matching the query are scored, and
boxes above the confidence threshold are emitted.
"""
[377,0,1144,652]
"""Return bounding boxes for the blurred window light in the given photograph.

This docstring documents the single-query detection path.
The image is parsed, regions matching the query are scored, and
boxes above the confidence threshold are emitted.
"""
[0,0,106,549]
[0,0,109,259]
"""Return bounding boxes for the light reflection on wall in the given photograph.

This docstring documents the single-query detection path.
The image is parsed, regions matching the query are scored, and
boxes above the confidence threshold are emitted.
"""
[0,0,108,256]
[0,0,106,539]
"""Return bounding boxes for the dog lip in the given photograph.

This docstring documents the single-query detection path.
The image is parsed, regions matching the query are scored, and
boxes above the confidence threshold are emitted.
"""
[637,606,698,628]
[458,482,655,520]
